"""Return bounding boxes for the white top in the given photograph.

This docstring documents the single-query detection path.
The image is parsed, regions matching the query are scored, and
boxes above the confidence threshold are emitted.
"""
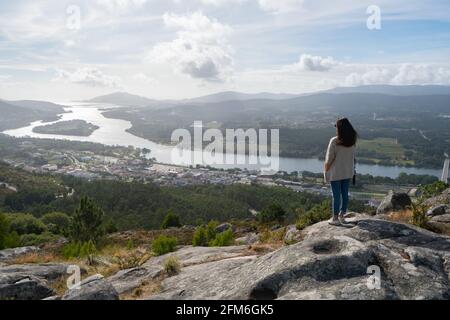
[324,136,356,182]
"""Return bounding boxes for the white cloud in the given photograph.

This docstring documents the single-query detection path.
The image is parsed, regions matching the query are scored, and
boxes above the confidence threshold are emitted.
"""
[148,12,234,82]
[133,73,156,84]
[293,54,338,72]
[196,0,246,6]
[345,64,450,86]
[258,0,304,13]
[54,67,122,88]
[96,0,149,12]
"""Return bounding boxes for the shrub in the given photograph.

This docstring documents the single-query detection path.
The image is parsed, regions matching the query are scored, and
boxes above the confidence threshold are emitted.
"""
[126,239,134,250]
[258,204,286,223]
[62,241,97,259]
[192,226,208,247]
[4,231,21,249]
[411,201,429,228]
[69,197,105,243]
[8,213,47,235]
[0,213,10,249]
[161,210,181,229]
[20,232,59,247]
[419,181,449,198]
[40,212,70,235]
[296,201,331,230]
[192,221,220,247]
[206,221,219,240]
[209,229,235,247]
[152,235,177,256]
[164,255,181,276]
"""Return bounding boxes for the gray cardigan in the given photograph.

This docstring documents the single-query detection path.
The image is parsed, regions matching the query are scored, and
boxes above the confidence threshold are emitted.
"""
[324,136,356,182]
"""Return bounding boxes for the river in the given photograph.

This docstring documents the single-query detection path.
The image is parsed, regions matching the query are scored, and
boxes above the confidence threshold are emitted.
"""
[2,103,442,179]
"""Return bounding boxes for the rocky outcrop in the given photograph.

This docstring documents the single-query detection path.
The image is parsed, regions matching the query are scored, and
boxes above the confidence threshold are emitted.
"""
[0,246,40,263]
[148,217,450,300]
[215,223,234,233]
[377,191,412,214]
[0,274,55,300]
[0,263,87,300]
[108,245,250,295]
[62,274,119,300]
[424,188,450,207]
[284,225,302,243]
[236,233,259,245]
[427,205,450,217]
[0,263,76,281]
[423,189,450,234]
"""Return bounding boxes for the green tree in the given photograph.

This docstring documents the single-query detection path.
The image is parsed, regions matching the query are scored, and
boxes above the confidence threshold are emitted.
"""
[69,197,105,243]
[40,212,70,234]
[8,213,47,235]
[0,213,9,250]
[161,210,181,229]
[258,203,286,223]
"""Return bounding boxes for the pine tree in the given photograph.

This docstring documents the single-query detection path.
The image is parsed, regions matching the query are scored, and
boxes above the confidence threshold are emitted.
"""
[69,197,105,243]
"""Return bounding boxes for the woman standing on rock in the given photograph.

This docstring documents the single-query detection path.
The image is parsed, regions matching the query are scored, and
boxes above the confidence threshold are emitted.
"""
[324,118,357,226]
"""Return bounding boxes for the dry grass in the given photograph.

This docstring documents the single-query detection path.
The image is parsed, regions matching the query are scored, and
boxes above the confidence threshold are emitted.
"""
[247,243,283,255]
[51,276,71,296]
[108,228,195,247]
[386,209,413,224]
[9,252,60,265]
[121,278,163,300]
[258,227,286,245]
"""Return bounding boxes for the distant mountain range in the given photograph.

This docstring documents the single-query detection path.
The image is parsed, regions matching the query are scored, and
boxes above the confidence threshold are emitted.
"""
[322,85,450,96]
[87,92,164,108]
[87,85,450,108]
[86,91,298,108]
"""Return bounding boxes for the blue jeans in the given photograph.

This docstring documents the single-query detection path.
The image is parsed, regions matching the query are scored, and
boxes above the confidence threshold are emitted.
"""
[330,179,351,217]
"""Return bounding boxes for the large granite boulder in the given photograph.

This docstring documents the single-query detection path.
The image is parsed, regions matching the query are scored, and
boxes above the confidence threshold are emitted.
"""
[377,191,412,214]
[148,218,450,300]
[0,263,76,281]
[427,204,450,217]
[236,233,260,245]
[62,274,119,300]
[215,223,234,233]
[0,274,55,300]
[108,245,249,295]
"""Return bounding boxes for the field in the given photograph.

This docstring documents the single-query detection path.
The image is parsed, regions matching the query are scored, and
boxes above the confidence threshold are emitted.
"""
[357,138,414,166]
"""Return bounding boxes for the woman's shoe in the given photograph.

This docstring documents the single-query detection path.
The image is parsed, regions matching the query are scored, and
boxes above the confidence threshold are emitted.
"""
[328,217,341,226]
[339,214,356,227]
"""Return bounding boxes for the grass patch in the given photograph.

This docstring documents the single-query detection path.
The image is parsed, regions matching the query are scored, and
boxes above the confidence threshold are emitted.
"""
[164,255,181,277]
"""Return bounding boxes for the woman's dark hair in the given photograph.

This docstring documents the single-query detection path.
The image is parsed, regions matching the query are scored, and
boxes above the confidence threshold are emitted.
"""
[335,118,358,147]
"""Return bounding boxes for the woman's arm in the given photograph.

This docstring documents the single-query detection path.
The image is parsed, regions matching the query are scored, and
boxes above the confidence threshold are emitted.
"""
[324,138,336,172]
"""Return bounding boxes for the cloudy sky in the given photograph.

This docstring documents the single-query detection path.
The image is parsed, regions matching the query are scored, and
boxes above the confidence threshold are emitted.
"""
[0,0,450,101]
